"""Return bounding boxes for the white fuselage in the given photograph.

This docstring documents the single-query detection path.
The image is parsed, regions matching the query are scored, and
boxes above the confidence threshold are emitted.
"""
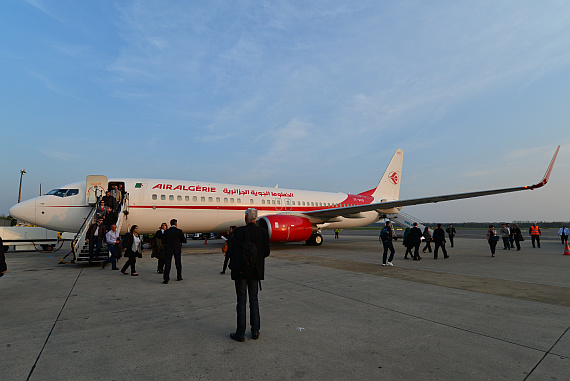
[10,178,388,235]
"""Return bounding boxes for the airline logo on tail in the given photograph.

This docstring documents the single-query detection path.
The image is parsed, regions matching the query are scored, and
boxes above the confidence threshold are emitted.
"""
[389,172,399,185]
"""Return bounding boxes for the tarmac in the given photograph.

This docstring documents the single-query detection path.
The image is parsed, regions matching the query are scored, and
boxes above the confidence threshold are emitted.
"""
[1,228,569,380]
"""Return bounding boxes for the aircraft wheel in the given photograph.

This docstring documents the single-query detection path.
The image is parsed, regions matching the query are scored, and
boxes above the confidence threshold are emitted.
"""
[313,233,323,246]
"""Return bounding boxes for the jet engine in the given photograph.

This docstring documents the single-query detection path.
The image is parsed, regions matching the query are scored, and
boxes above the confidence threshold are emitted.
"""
[258,215,315,243]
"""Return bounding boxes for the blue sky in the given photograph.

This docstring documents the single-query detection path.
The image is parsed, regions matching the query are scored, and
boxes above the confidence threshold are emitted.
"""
[1,0,569,222]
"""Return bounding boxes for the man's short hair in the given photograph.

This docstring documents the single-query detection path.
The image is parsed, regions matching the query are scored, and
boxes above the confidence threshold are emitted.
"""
[245,208,258,222]
[385,221,391,226]
[170,219,177,226]
[413,222,418,226]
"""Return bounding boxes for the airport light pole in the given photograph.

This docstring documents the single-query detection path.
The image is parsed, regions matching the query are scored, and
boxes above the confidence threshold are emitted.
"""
[18,169,26,203]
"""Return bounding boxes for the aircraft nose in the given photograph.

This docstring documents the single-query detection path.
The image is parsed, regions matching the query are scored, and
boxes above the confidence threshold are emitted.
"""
[9,198,36,225]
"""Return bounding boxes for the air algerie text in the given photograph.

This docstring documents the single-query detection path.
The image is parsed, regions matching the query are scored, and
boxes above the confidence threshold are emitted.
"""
[152,184,216,192]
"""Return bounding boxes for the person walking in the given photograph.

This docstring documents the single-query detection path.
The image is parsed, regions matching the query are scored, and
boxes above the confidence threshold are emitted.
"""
[558,225,569,244]
[334,229,340,239]
[102,224,121,270]
[512,223,522,251]
[403,227,413,259]
[529,223,541,248]
[228,208,270,342]
[422,227,432,253]
[152,223,167,274]
[379,221,395,266]
[432,223,448,259]
[446,224,456,248]
[486,225,498,257]
[86,217,106,263]
[162,219,187,284]
[500,224,511,250]
[409,222,423,260]
[121,225,143,276]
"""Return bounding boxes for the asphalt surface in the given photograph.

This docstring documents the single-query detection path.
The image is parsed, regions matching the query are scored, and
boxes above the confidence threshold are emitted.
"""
[1,229,569,380]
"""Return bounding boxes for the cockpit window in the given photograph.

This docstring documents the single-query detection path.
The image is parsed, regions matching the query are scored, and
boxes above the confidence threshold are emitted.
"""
[47,189,79,197]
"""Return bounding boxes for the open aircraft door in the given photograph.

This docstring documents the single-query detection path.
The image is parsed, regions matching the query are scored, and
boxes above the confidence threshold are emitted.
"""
[86,175,108,205]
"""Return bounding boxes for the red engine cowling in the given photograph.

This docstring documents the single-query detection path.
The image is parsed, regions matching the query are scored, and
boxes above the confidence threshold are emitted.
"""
[258,215,314,242]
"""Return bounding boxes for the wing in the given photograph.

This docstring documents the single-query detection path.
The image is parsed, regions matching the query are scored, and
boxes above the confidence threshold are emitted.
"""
[305,145,560,220]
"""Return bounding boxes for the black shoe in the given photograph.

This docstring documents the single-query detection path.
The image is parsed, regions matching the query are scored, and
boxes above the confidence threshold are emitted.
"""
[177,278,183,281]
[163,280,169,284]
[121,271,128,275]
[413,258,419,261]
[252,332,260,340]
[230,333,244,342]
[220,271,225,274]
[131,273,138,276]
[444,256,449,259]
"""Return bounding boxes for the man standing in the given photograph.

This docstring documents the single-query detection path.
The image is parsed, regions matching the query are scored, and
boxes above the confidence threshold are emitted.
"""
[500,224,511,250]
[379,221,395,266]
[86,217,106,263]
[111,185,122,209]
[529,223,541,248]
[432,223,449,259]
[102,206,118,231]
[558,225,569,244]
[162,219,187,284]
[0,235,7,277]
[445,224,456,248]
[409,223,423,261]
[228,208,270,342]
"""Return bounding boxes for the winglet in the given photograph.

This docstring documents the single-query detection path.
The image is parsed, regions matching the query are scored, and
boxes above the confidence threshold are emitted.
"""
[526,145,560,190]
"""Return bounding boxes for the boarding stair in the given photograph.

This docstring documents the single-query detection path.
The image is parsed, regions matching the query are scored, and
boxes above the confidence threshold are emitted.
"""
[66,193,129,263]
[386,211,429,232]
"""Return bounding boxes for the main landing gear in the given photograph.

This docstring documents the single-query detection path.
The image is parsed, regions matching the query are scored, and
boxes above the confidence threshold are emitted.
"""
[305,233,323,246]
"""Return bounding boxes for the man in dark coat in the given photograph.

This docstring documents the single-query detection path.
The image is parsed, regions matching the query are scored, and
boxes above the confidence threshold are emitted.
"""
[409,222,423,261]
[162,219,187,284]
[86,217,107,262]
[0,236,7,277]
[228,208,270,342]
[446,224,456,247]
[432,223,449,259]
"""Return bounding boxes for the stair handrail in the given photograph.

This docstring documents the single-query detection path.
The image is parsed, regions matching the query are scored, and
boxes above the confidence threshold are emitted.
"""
[115,193,129,234]
[71,200,100,257]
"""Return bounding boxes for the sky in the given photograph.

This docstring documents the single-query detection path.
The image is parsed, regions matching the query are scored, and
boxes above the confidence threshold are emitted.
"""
[1,0,569,223]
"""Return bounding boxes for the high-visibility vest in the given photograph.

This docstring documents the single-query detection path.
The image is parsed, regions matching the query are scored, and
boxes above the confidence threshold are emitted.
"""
[530,226,540,235]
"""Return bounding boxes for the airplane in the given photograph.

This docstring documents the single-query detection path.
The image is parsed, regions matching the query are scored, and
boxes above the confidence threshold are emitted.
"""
[9,146,560,247]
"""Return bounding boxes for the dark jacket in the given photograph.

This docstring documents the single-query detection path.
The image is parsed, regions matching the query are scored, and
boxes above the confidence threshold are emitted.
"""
[101,195,117,211]
[432,228,446,244]
[446,227,456,236]
[123,233,143,258]
[152,229,166,259]
[86,222,107,242]
[229,223,270,281]
[103,210,118,226]
[409,227,423,244]
[163,226,187,255]
[0,236,6,273]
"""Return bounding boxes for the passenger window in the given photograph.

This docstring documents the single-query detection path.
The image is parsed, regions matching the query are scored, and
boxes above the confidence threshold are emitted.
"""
[311,202,314,206]
[216,197,220,202]
[237,198,241,203]
[224,198,228,203]
[230,198,234,203]
[193,196,197,202]
[277,200,281,205]
[201,197,205,202]
[302,201,305,206]
[177,195,182,201]
[161,195,166,200]
[152,194,157,200]
[250,199,254,204]
[169,195,174,201]
[185,196,189,201]
[262,200,265,204]
[208,197,213,202]
[272,200,275,205]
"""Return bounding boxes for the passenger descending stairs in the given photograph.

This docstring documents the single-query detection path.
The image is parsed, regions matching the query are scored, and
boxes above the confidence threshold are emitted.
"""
[71,194,129,263]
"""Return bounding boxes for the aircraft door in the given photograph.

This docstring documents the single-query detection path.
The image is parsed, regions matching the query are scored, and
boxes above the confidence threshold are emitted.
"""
[86,175,108,205]
[284,198,292,211]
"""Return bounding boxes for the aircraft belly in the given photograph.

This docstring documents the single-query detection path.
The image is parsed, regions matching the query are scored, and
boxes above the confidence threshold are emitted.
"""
[321,211,380,229]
